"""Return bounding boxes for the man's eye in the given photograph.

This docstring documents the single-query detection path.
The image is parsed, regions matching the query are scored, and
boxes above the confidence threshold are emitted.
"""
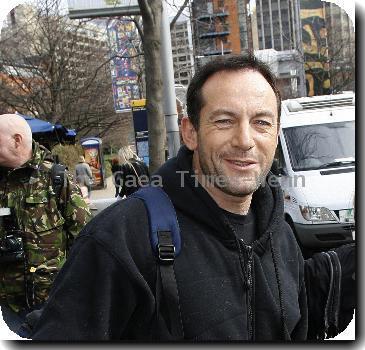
[255,120,272,127]
[215,119,233,126]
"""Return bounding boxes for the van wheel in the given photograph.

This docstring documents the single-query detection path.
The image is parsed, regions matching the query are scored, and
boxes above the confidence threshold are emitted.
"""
[285,216,310,258]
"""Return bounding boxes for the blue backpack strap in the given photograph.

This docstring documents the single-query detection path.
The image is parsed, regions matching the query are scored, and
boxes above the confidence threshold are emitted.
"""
[130,186,181,259]
[130,186,184,339]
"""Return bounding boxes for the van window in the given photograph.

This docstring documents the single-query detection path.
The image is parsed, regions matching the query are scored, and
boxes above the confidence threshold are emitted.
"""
[274,141,287,172]
[283,121,355,171]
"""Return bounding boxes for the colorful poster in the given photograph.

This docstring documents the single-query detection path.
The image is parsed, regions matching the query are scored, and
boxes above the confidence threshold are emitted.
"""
[84,147,102,186]
[107,19,141,111]
[301,0,331,96]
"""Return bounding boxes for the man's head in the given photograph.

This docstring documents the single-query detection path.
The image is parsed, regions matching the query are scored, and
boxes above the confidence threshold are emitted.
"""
[181,54,281,200]
[0,114,33,168]
[186,54,281,131]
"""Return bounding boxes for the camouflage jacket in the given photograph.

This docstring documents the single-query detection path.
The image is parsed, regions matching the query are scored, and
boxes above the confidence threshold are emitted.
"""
[0,141,91,313]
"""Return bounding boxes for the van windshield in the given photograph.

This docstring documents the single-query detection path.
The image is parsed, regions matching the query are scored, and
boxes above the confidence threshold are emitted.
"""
[283,121,355,171]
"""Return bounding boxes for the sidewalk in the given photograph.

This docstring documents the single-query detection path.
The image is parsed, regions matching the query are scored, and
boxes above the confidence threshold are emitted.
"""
[89,176,116,200]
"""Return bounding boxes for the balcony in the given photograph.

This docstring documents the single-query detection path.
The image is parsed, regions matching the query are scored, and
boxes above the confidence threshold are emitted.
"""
[199,30,230,39]
[197,12,229,21]
[203,49,232,56]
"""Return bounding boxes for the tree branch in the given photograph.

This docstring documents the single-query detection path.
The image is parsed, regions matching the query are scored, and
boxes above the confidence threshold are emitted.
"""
[170,0,189,30]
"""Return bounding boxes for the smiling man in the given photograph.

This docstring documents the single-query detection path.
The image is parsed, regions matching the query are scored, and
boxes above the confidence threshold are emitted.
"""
[31,54,354,341]
[182,67,280,214]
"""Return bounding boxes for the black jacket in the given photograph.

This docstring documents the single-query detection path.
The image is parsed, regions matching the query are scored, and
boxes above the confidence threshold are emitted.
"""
[32,146,307,341]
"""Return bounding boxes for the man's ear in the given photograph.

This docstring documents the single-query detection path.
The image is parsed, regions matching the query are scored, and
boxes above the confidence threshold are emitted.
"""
[13,133,22,148]
[181,116,198,151]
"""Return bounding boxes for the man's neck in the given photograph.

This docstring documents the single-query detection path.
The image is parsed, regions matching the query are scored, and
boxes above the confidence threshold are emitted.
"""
[12,148,32,169]
[198,175,253,215]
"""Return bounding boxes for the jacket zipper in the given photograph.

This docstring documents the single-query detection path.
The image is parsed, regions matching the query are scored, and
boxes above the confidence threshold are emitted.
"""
[239,239,254,340]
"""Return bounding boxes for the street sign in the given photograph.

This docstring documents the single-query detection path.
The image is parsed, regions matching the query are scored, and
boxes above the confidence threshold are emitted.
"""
[67,0,140,19]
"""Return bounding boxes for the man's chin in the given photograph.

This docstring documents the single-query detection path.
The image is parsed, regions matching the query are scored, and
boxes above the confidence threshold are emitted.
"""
[215,182,260,197]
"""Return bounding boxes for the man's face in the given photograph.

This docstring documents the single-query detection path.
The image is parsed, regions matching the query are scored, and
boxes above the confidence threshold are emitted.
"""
[0,131,16,168]
[189,69,279,197]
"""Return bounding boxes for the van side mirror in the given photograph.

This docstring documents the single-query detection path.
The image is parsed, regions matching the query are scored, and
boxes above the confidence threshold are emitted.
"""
[271,159,285,176]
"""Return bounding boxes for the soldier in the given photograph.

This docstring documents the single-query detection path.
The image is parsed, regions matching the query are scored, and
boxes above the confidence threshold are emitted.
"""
[0,114,91,335]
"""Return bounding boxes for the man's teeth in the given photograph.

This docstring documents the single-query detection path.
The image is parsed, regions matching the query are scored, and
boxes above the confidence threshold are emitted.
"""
[232,160,249,166]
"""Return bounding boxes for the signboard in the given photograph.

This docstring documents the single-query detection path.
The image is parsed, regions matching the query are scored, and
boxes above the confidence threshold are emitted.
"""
[131,99,149,165]
[136,138,149,166]
[107,19,141,111]
[67,0,140,19]
[80,137,106,189]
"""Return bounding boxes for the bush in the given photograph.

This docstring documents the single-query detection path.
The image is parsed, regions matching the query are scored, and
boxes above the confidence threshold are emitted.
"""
[52,144,115,179]
[51,144,83,173]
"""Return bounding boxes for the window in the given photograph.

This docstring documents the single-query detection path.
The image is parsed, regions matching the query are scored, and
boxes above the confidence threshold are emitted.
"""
[284,121,355,171]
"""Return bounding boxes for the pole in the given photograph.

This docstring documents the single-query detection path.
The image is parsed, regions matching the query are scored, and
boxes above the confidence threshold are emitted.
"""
[161,2,181,158]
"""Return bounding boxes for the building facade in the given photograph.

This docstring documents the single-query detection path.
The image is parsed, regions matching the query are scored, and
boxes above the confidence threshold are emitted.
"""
[191,0,306,98]
[191,0,241,63]
[251,0,306,98]
[170,19,194,87]
[300,0,355,96]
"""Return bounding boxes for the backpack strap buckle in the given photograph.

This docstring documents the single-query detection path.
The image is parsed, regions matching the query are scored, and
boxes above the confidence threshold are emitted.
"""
[157,243,175,263]
[157,231,175,264]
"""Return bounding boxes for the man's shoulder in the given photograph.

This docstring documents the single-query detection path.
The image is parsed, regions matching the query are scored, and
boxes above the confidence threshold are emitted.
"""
[86,197,149,237]
[81,197,151,260]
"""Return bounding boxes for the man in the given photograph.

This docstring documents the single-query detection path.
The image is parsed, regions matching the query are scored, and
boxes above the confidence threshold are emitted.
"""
[31,55,354,341]
[0,114,91,334]
[75,155,93,198]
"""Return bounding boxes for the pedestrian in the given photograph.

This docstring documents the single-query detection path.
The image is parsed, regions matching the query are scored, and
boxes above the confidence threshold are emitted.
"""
[31,55,354,341]
[0,114,91,336]
[111,157,122,197]
[116,146,149,198]
[75,155,93,199]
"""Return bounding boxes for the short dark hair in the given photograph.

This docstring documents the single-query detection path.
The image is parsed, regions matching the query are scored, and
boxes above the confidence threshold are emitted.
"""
[186,54,281,130]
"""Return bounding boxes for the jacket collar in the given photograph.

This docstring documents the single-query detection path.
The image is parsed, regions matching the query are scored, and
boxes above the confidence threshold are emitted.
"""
[0,141,51,177]
[157,146,284,246]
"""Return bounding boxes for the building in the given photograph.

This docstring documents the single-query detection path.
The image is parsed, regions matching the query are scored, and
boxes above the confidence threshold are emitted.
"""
[191,0,306,98]
[251,0,302,51]
[324,1,355,93]
[191,0,241,61]
[170,19,194,87]
[300,0,355,96]
[250,0,306,98]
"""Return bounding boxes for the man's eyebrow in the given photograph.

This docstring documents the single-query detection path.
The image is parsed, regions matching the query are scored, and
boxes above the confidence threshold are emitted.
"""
[253,110,276,119]
[207,109,237,119]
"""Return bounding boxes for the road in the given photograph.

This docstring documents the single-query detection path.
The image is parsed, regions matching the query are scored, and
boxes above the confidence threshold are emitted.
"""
[90,176,116,200]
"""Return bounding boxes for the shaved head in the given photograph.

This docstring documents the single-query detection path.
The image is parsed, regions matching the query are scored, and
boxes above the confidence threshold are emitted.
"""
[0,114,33,168]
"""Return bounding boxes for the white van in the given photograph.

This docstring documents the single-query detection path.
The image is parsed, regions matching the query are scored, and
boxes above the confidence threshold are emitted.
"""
[272,92,355,253]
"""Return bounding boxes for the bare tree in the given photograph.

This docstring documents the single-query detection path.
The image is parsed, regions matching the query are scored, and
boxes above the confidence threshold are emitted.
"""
[137,0,166,172]
[0,0,116,136]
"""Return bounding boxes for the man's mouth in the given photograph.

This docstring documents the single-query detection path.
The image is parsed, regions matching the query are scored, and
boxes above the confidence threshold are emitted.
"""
[225,158,257,169]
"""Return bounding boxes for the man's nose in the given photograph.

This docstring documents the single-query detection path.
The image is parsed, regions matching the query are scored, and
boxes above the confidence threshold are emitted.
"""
[231,121,255,151]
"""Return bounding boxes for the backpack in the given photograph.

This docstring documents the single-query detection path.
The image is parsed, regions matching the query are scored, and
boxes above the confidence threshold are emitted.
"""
[130,186,355,341]
[130,186,184,339]
[50,163,67,201]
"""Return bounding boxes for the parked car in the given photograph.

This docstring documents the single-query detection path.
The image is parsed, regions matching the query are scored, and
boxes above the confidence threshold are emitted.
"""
[272,92,355,255]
